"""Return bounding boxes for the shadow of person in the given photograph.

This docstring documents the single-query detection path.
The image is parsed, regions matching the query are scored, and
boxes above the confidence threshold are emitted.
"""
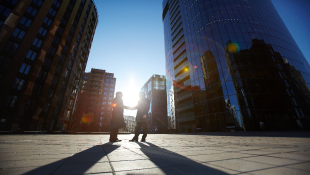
[131,142,230,175]
[20,143,120,175]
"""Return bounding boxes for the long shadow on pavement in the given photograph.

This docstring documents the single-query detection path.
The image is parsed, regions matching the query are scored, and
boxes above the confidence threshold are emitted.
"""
[19,143,119,175]
[129,142,229,175]
[183,131,310,138]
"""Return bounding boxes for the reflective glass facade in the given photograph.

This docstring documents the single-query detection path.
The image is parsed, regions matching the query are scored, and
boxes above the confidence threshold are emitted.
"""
[162,0,310,132]
[141,74,168,133]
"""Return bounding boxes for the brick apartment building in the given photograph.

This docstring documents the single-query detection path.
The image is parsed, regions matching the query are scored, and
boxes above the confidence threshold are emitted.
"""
[0,0,98,131]
[71,69,116,132]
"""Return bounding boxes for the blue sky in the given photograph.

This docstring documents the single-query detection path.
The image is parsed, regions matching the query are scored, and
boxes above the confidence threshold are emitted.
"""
[87,0,310,116]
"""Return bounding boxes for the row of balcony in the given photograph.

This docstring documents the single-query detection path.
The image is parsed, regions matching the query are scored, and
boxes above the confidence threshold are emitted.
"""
[174,53,187,68]
[174,60,188,74]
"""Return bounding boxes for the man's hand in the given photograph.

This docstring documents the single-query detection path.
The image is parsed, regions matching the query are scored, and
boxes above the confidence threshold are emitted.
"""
[143,115,146,119]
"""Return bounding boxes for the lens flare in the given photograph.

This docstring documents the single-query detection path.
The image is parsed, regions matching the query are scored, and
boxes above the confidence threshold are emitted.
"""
[227,42,240,53]
[81,113,94,124]
[112,103,117,107]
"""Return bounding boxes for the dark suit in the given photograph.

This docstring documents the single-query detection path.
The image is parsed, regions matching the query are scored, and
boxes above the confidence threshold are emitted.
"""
[110,97,126,141]
[132,97,150,140]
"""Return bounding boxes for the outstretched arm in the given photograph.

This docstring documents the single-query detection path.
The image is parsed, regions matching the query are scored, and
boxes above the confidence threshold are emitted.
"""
[124,101,140,110]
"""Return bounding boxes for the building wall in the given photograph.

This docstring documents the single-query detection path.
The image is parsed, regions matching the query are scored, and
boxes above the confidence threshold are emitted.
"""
[162,0,310,132]
[141,74,168,133]
[71,69,116,132]
[0,0,98,131]
[122,115,136,133]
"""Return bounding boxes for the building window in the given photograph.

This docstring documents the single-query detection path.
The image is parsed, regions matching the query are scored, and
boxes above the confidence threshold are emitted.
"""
[108,102,112,105]
[43,57,52,67]
[56,26,64,35]
[51,76,58,86]
[12,78,25,90]
[103,97,107,100]
[84,76,88,79]
[47,46,56,55]
[52,36,60,45]
[106,75,109,77]
[52,0,61,8]
[6,95,18,107]
[60,18,67,26]
[33,0,43,6]
[110,88,113,91]
[48,8,57,16]
[32,84,42,95]
[104,87,108,91]
[108,97,112,100]
[110,83,114,87]
[5,0,18,5]
[12,28,26,39]
[4,41,19,52]
[106,79,109,82]
[26,50,37,60]
[19,17,32,27]
[102,101,106,105]
[104,92,107,95]
[43,17,52,26]
[111,79,115,82]
[38,70,47,80]
[38,27,48,36]
[0,5,12,17]
[26,6,38,16]
[105,83,109,86]
[19,63,31,75]
[108,92,113,96]
[32,37,43,48]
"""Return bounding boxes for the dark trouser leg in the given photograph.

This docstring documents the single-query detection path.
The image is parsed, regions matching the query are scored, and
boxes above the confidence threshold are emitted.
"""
[142,122,147,140]
[110,126,118,141]
[134,122,142,140]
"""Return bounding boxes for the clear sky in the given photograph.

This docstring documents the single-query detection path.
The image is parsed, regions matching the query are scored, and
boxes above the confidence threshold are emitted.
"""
[87,0,310,116]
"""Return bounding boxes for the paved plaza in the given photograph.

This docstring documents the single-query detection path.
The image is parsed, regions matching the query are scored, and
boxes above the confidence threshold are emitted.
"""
[0,132,310,175]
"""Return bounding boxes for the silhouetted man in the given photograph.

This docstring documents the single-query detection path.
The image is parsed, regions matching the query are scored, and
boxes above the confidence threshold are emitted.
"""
[129,92,150,142]
[110,92,130,142]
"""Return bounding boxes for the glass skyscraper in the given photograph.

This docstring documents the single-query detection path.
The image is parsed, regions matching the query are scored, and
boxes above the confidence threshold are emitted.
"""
[162,0,310,132]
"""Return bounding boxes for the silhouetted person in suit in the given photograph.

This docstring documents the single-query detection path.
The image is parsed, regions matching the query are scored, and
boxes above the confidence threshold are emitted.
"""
[129,92,150,142]
[110,92,130,142]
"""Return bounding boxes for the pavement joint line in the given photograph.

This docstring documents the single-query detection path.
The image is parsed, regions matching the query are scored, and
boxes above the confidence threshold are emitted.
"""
[100,139,116,175]
[236,160,310,174]
[202,162,244,174]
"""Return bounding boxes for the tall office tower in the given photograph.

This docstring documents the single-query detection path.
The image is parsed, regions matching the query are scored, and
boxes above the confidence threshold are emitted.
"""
[0,0,98,132]
[162,0,310,132]
[141,74,167,133]
[71,69,116,132]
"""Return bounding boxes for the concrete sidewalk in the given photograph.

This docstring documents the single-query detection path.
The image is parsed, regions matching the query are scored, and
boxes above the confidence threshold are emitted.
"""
[0,133,309,174]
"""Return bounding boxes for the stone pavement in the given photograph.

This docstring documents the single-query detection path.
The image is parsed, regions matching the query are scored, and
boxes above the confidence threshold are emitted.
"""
[0,133,310,175]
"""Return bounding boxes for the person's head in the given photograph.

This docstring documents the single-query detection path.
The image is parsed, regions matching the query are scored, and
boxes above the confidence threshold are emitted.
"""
[139,92,146,99]
[115,91,123,98]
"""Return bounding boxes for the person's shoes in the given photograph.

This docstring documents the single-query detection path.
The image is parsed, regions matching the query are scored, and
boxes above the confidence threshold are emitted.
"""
[140,139,146,142]
[129,138,138,142]
[116,139,122,142]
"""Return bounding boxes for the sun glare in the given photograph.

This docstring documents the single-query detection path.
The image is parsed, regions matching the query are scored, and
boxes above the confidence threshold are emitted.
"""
[122,76,140,107]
